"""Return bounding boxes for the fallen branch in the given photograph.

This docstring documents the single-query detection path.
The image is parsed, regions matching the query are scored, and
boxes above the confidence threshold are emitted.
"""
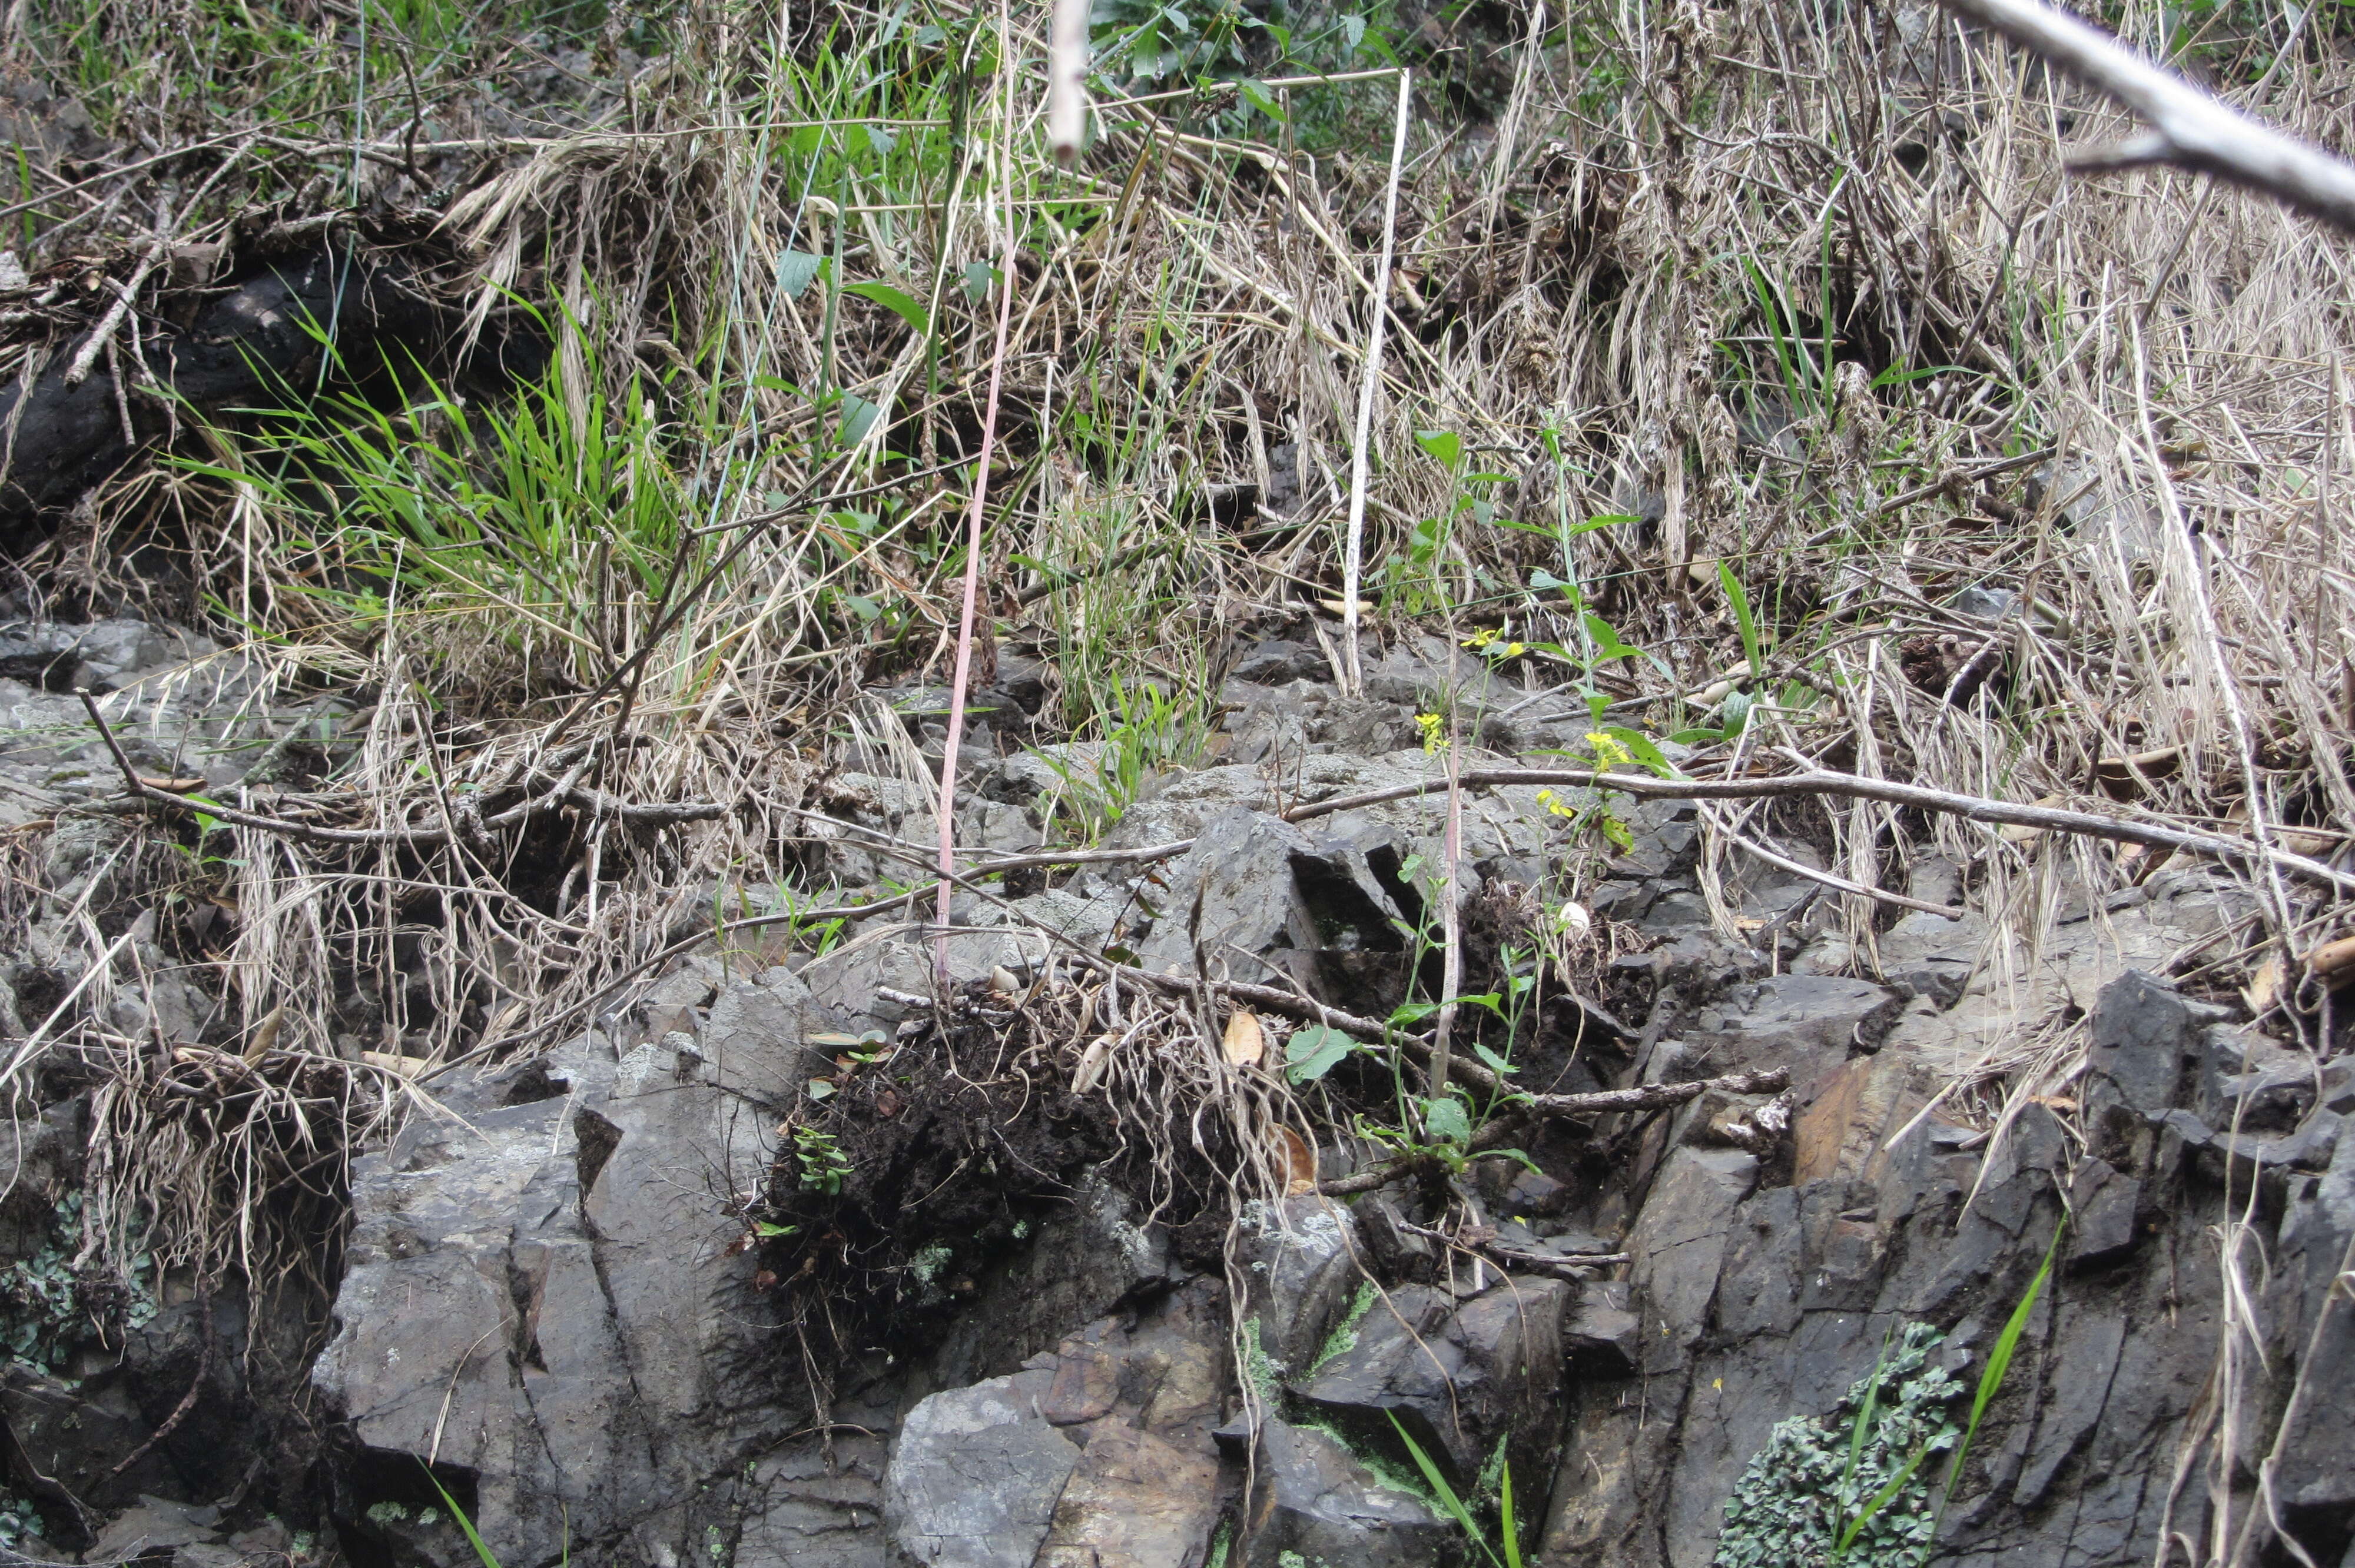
[77,693,723,846]
[1936,0,2355,232]
[1278,765,2355,896]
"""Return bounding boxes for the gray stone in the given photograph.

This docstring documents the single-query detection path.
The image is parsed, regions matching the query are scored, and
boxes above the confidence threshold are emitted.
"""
[1036,1421,1222,1568]
[1131,806,1407,995]
[2086,970,2194,1119]
[1291,1276,1570,1490]
[797,923,1059,1029]
[2067,1158,2143,1268]
[84,1496,220,1560]
[1627,1147,1758,1374]
[698,964,837,1106]
[884,1370,1082,1568]
[1684,975,1899,1102]
[1235,1194,1363,1381]
[1240,1416,1454,1568]
[2,1364,174,1510]
[1563,1279,1641,1374]
[2266,1126,2355,1520]
[933,1168,1183,1384]
[311,1029,792,1568]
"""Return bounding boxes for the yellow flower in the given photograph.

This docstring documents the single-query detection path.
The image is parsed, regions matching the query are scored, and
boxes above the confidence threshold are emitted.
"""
[1586,731,1634,769]
[1417,712,1448,754]
[1462,627,1499,651]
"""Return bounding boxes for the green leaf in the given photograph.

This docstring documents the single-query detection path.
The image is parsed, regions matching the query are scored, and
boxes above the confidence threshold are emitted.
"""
[844,280,932,334]
[1837,1440,1935,1554]
[1387,1411,1479,1537]
[421,1464,505,1568]
[752,1219,797,1237]
[1236,77,1285,118]
[1422,1095,1472,1146]
[1581,612,1641,662]
[1869,363,1972,388]
[1472,1042,1519,1076]
[1414,428,1462,471]
[807,1078,837,1101]
[1718,559,1764,679]
[961,260,1000,301]
[865,124,897,157]
[1500,1459,1524,1568]
[1285,1024,1356,1084]
[840,394,882,446]
[1600,726,1679,779]
[777,250,825,298]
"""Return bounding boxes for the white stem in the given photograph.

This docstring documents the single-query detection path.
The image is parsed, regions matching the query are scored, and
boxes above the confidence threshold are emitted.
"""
[1046,0,1092,166]
[1340,69,1412,696]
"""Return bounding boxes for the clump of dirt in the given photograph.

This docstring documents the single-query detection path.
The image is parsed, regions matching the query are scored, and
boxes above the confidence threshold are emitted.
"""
[751,976,1248,1356]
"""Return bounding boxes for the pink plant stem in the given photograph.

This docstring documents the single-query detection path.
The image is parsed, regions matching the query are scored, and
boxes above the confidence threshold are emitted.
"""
[934,180,1021,985]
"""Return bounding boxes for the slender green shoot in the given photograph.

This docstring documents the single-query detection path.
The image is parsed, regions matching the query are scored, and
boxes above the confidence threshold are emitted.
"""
[1937,1221,2062,1526]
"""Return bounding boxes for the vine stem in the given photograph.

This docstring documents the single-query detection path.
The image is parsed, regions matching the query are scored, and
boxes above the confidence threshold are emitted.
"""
[934,0,1021,985]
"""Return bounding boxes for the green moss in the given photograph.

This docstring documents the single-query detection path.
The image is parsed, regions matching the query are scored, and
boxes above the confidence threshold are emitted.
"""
[1713,1322,1965,1568]
[1205,1522,1232,1568]
[0,1192,158,1373]
[1240,1315,1283,1399]
[1287,1412,1440,1512]
[1306,1280,1376,1377]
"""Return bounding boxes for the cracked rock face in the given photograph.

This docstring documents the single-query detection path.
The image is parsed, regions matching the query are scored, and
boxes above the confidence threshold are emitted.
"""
[311,1024,804,1568]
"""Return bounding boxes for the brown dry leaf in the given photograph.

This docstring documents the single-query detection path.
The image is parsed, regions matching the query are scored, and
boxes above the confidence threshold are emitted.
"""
[1273,1125,1318,1194]
[1222,1008,1266,1067]
[1998,795,2068,846]
[2094,745,2183,802]
[1072,1032,1117,1095]
[2245,953,2288,1014]
[989,965,1022,994]
[243,1002,285,1064]
[1318,597,1375,618]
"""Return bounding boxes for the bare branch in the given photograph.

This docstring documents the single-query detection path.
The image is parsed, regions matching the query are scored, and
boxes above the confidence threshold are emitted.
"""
[1936,0,2355,231]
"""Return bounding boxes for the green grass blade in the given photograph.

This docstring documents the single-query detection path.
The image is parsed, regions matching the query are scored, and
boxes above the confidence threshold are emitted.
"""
[1938,1221,2063,1526]
[1717,558,1762,679]
[423,1464,505,1568]
[1836,1441,1933,1554]
[1499,1460,1524,1568]
[1388,1410,1478,1533]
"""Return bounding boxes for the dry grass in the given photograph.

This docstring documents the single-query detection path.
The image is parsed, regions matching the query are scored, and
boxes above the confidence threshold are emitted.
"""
[5,0,2354,1545]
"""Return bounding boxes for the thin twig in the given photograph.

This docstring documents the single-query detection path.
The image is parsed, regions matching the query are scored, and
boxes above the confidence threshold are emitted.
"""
[934,12,1021,985]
